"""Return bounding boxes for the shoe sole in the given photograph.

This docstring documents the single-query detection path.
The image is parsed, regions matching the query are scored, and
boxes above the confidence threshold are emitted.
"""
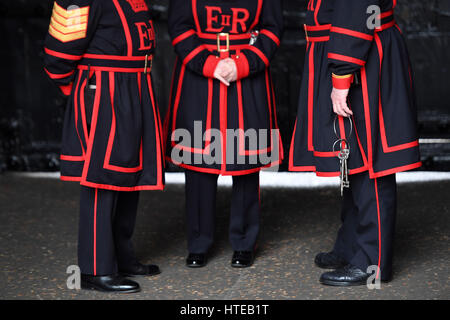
[319,279,367,287]
[81,282,141,294]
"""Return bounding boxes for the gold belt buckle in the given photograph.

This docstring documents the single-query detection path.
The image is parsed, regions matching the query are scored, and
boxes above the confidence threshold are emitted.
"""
[217,32,230,52]
[144,54,152,74]
[304,24,309,42]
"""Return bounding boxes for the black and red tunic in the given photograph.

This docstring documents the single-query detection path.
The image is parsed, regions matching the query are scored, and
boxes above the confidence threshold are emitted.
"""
[289,0,421,178]
[164,0,284,176]
[43,0,164,191]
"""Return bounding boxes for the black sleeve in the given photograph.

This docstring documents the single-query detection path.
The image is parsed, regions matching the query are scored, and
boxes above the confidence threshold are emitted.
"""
[168,0,219,78]
[328,0,379,79]
[236,0,284,77]
[43,0,101,95]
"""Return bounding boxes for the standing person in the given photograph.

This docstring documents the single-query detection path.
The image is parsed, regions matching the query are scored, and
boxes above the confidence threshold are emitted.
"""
[165,0,284,268]
[43,0,164,293]
[289,0,421,286]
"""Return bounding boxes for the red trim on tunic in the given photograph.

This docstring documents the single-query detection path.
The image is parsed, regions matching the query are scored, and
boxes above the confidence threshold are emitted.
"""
[82,54,148,61]
[379,9,394,19]
[137,72,142,101]
[74,74,86,155]
[183,45,207,65]
[361,67,374,172]
[191,0,202,33]
[79,78,90,149]
[265,70,274,134]
[376,20,396,32]
[374,33,419,153]
[77,65,146,73]
[371,162,422,178]
[361,67,422,178]
[351,111,369,167]
[81,181,165,191]
[59,83,73,96]
[74,70,164,190]
[44,47,83,60]
[167,156,283,177]
[315,166,368,177]
[246,46,269,67]
[307,36,330,42]
[45,68,75,79]
[147,74,165,186]
[172,29,196,46]
[170,66,214,155]
[233,53,250,79]
[61,155,85,161]
[288,121,298,170]
[271,74,284,161]
[164,57,178,147]
[219,73,228,172]
[60,175,82,182]
[248,0,263,32]
[197,33,252,41]
[305,24,331,31]
[112,0,133,56]
[80,71,101,182]
[330,26,374,41]
[104,72,143,173]
[236,78,272,157]
[328,53,365,66]
[307,42,315,151]
[260,29,281,46]
[332,74,354,89]
[203,55,220,78]
[314,0,322,26]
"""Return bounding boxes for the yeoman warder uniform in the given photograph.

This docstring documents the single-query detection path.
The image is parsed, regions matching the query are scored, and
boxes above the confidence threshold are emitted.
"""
[165,0,284,268]
[43,0,164,292]
[289,0,421,285]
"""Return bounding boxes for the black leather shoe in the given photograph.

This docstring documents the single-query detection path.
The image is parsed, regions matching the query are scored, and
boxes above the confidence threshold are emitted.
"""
[81,274,141,293]
[231,251,254,268]
[314,252,347,269]
[119,262,161,277]
[320,264,370,286]
[186,253,207,268]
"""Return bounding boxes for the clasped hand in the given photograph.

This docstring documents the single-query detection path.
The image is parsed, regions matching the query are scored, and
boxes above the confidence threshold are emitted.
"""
[213,58,238,86]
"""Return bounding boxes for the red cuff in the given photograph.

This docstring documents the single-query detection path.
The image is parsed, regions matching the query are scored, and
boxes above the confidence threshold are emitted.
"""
[59,83,73,96]
[233,53,250,80]
[332,73,354,89]
[203,55,220,78]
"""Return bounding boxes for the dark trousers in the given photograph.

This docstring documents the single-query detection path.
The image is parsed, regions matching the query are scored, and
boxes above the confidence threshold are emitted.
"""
[78,186,140,276]
[332,172,397,281]
[185,170,260,253]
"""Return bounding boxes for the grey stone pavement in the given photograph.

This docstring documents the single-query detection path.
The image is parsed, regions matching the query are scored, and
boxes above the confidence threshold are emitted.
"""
[0,173,449,300]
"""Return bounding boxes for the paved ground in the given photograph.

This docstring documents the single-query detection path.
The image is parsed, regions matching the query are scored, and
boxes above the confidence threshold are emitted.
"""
[0,174,449,300]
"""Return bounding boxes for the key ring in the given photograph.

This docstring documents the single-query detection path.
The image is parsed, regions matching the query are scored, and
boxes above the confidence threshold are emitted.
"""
[333,116,353,140]
[332,138,351,155]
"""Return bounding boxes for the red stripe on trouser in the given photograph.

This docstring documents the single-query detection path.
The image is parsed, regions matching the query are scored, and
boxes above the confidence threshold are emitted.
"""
[374,179,382,279]
[93,188,98,276]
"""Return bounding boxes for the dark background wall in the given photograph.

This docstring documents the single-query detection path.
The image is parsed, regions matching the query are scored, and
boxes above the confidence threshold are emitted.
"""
[0,0,449,172]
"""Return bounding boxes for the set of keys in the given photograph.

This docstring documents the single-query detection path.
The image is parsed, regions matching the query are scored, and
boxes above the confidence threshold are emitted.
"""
[337,141,350,196]
[332,116,353,196]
